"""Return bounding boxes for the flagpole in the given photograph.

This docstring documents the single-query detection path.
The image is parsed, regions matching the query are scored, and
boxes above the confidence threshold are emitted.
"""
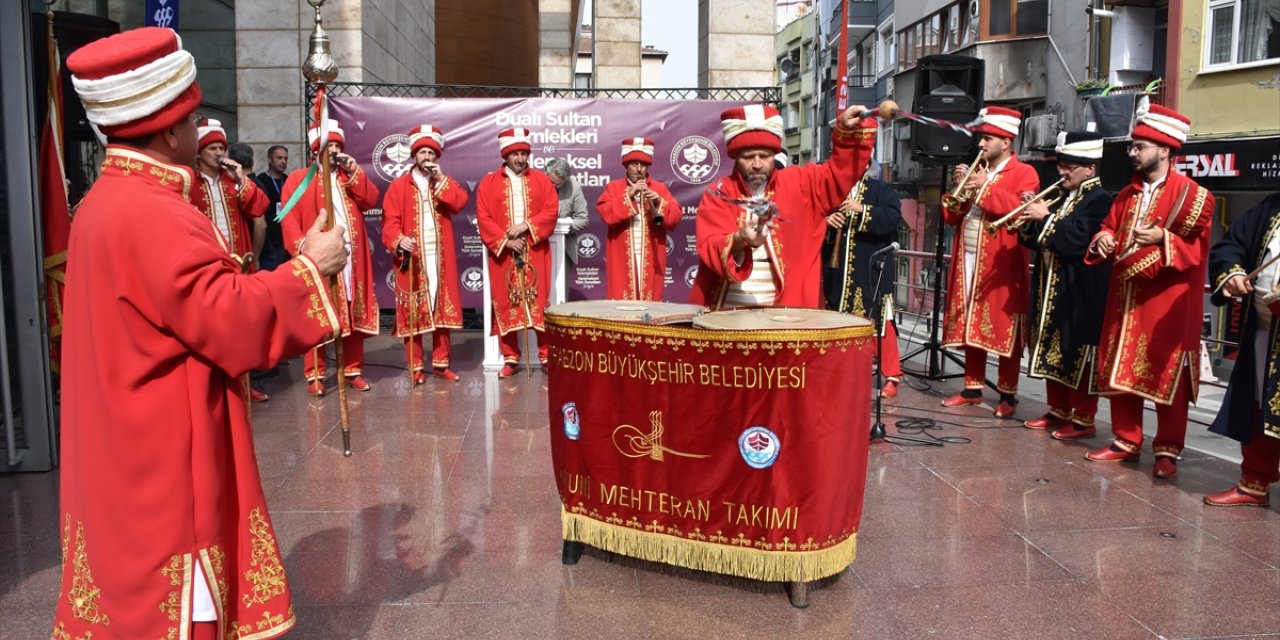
[302,0,352,457]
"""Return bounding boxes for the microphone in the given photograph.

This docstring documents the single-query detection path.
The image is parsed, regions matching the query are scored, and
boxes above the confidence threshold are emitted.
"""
[869,242,900,260]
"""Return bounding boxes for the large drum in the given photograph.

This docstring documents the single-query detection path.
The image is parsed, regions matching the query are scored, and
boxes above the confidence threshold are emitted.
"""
[545,304,875,603]
[694,307,871,332]
[545,300,707,325]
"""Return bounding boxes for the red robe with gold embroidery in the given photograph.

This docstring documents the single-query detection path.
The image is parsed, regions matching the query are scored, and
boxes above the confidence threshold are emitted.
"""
[53,147,340,640]
[190,170,268,271]
[1085,170,1214,403]
[690,119,878,309]
[281,164,381,336]
[597,177,682,300]
[381,170,469,336]
[941,155,1037,356]
[475,166,559,334]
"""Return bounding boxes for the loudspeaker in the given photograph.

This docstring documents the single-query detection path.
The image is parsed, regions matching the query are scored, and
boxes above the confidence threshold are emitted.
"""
[911,54,985,165]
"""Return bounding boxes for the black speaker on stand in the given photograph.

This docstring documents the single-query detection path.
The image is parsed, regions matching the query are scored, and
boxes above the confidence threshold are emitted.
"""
[901,54,984,381]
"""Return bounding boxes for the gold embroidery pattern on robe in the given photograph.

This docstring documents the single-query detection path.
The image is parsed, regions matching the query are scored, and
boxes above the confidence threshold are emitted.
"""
[242,508,287,608]
[67,521,109,626]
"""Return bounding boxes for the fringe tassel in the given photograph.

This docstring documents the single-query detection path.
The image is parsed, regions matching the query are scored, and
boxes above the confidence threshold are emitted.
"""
[562,510,857,582]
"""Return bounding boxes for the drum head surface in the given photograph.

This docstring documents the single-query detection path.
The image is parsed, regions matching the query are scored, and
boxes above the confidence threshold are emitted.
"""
[692,307,869,331]
[545,300,708,325]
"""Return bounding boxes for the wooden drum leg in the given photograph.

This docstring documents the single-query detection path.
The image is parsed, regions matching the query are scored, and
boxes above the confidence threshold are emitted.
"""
[561,540,584,565]
[787,580,809,608]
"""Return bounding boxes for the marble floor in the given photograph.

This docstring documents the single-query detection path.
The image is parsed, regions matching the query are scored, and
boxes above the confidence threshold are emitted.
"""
[3,332,1279,639]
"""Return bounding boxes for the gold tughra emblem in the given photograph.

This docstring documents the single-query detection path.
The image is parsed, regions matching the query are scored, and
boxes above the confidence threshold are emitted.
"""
[612,410,709,462]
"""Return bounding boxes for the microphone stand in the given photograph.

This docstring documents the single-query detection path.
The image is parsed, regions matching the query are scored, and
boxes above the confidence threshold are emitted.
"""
[869,246,941,445]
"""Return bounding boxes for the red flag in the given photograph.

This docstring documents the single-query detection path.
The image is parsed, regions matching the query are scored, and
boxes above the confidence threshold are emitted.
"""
[835,0,850,112]
[40,14,70,374]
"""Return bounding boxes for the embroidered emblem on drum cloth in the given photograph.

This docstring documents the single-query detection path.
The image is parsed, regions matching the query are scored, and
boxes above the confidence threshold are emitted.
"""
[563,402,581,440]
[738,426,780,469]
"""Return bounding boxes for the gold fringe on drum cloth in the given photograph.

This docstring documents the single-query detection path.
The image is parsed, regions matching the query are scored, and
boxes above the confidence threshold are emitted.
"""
[562,508,858,582]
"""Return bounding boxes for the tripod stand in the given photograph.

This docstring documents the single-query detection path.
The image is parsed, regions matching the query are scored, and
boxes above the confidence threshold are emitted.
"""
[870,248,941,446]
[901,169,965,380]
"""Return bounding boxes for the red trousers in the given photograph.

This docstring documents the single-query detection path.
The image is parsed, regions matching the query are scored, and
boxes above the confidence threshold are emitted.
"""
[404,329,452,370]
[304,332,366,382]
[1107,373,1192,458]
[964,347,1021,395]
[193,622,216,640]
[1045,378,1100,427]
[880,321,903,379]
[1240,414,1280,492]
[500,329,548,364]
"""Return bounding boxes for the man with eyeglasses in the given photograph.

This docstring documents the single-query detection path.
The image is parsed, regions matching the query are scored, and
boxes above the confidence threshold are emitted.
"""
[939,106,1038,419]
[1013,131,1113,440]
[1083,104,1214,478]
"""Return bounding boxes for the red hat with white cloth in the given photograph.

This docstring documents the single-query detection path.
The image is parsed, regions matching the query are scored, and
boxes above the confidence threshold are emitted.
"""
[498,128,531,156]
[197,119,226,149]
[975,106,1022,139]
[1131,103,1191,150]
[307,119,345,152]
[719,105,784,157]
[620,137,655,165]
[409,125,444,156]
[66,26,203,139]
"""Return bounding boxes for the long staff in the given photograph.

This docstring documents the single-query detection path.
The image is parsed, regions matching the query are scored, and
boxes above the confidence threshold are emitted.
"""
[302,0,351,456]
[407,249,418,383]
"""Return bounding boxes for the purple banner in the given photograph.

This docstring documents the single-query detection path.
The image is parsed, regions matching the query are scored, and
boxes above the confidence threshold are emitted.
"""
[329,97,746,309]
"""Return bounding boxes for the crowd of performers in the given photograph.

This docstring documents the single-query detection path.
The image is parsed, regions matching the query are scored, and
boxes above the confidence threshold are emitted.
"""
[217,98,1280,505]
[47,25,1280,640]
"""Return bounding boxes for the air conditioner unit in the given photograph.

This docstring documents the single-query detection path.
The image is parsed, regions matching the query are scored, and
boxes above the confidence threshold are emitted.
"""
[893,120,911,140]
[1023,114,1059,150]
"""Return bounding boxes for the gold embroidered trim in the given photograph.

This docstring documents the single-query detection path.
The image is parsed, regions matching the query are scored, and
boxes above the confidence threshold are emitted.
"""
[1176,186,1210,237]
[242,508,287,608]
[67,521,109,626]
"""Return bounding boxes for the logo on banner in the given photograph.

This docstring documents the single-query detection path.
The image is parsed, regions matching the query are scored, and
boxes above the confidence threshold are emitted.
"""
[562,402,580,440]
[577,233,601,259]
[385,269,397,292]
[738,426,780,469]
[613,410,709,462]
[665,236,674,255]
[670,135,720,184]
[372,134,413,182]
[461,267,484,292]
[684,265,698,287]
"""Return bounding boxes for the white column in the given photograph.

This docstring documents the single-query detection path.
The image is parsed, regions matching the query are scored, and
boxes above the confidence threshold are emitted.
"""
[481,257,503,371]
[549,217,572,306]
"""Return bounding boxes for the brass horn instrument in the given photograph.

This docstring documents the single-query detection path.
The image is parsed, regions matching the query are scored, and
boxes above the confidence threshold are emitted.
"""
[987,179,1066,233]
[940,156,988,210]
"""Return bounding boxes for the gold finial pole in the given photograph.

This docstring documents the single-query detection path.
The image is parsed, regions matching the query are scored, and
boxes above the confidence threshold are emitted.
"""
[303,0,339,85]
[304,0,351,457]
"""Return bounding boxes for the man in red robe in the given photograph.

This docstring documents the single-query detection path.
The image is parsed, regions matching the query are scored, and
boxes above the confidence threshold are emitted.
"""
[939,106,1037,418]
[597,137,682,300]
[191,118,271,402]
[690,104,877,309]
[476,127,559,378]
[282,118,382,396]
[1083,104,1213,478]
[55,27,349,640]
[382,125,469,383]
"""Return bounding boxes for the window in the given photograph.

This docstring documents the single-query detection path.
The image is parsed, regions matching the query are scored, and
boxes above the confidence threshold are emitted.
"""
[878,23,895,74]
[982,0,1048,39]
[1207,0,1280,67]
[574,72,591,89]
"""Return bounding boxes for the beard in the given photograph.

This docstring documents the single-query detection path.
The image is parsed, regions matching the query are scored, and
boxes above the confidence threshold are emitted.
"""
[1132,154,1159,175]
[744,171,769,191]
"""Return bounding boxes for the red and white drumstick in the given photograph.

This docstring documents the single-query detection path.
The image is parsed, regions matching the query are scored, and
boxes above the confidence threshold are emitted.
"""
[853,99,982,137]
